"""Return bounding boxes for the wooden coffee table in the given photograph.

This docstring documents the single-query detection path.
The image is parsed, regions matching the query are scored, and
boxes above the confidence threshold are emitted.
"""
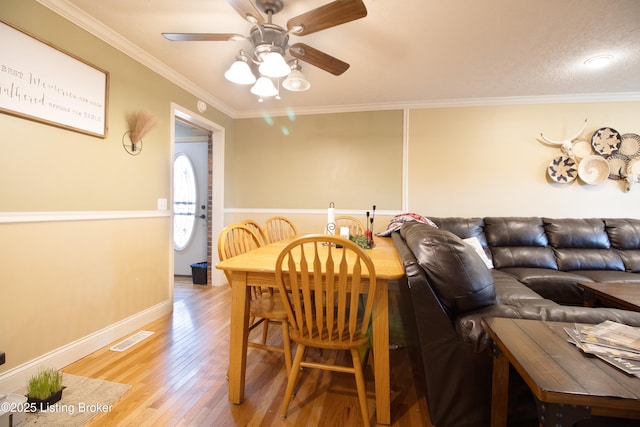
[482,317,640,427]
[577,282,640,311]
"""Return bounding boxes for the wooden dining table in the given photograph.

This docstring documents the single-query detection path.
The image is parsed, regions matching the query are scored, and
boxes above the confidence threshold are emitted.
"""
[215,235,405,425]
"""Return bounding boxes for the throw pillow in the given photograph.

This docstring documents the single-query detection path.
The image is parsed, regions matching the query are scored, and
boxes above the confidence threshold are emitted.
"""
[463,236,494,269]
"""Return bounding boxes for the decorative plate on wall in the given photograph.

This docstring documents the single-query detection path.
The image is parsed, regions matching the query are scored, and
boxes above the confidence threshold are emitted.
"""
[572,140,593,160]
[578,155,609,185]
[591,127,622,156]
[619,133,640,158]
[548,155,578,183]
[628,158,640,175]
[606,153,629,180]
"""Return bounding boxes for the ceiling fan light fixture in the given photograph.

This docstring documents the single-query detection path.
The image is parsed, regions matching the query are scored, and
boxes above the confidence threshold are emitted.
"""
[283,62,310,91]
[251,76,279,97]
[224,55,256,85]
[258,51,291,78]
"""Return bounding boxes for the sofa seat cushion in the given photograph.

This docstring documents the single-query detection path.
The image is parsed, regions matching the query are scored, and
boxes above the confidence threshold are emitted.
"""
[569,270,640,284]
[498,267,591,305]
[492,270,546,306]
[401,221,496,316]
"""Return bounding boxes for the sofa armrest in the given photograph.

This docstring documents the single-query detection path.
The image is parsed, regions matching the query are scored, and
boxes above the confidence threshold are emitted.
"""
[391,232,458,347]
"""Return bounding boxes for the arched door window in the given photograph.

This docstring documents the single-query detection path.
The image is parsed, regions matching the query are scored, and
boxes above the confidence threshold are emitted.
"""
[173,153,197,250]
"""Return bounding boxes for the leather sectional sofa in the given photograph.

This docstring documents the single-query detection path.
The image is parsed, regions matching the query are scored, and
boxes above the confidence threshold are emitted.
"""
[391,217,640,427]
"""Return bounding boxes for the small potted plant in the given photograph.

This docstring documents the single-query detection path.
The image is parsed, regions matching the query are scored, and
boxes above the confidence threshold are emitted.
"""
[25,368,64,410]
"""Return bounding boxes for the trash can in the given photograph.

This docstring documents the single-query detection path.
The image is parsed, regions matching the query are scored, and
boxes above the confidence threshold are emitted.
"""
[190,262,208,285]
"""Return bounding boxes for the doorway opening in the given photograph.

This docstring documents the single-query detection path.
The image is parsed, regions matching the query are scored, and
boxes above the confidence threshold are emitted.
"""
[171,103,225,287]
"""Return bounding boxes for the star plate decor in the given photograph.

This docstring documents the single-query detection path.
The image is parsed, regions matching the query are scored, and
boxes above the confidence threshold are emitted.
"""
[591,127,622,156]
[548,155,578,183]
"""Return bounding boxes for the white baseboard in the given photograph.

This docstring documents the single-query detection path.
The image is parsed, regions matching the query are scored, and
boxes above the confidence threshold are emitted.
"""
[0,300,172,393]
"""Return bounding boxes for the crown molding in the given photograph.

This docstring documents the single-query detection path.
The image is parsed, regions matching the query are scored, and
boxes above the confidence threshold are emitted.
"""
[234,92,640,118]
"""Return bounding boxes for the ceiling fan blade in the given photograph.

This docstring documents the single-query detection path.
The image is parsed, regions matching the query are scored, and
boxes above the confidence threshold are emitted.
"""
[226,0,265,25]
[289,43,349,76]
[287,0,367,36]
[162,33,244,42]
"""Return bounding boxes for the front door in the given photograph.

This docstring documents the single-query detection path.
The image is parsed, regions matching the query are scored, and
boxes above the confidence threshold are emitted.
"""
[173,139,208,276]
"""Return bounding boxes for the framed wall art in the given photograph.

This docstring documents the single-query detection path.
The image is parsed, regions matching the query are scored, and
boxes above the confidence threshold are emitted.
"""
[0,19,109,138]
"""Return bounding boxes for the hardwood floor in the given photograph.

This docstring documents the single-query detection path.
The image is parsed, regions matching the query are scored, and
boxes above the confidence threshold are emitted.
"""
[62,277,431,426]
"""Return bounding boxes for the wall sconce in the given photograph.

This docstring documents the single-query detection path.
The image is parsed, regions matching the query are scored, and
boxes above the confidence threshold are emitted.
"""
[123,110,157,155]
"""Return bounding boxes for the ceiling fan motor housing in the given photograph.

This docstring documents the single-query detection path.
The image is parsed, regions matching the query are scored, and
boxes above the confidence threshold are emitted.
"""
[250,24,289,60]
[256,0,284,15]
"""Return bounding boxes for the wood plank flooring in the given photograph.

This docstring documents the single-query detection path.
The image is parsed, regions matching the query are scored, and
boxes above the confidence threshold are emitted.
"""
[62,277,432,426]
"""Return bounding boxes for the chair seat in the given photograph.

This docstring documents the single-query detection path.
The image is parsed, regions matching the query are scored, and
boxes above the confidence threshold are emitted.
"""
[290,329,369,351]
[249,294,288,320]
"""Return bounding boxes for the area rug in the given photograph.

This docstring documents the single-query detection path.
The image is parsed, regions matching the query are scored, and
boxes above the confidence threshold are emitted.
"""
[18,373,130,426]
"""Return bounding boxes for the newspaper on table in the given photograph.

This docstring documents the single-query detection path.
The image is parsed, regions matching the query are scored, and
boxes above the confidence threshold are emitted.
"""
[585,320,640,352]
[564,321,640,377]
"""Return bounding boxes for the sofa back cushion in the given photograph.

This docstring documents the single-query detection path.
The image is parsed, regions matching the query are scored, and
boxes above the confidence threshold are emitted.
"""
[400,221,496,316]
[605,218,640,272]
[430,217,492,263]
[484,217,558,269]
[543,218,625,271]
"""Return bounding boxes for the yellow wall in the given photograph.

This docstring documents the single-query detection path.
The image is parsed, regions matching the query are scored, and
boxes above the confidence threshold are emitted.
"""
[0,0,232,378]
[0,218,170,364]
[228,111,404,210]
[408,103,640,217]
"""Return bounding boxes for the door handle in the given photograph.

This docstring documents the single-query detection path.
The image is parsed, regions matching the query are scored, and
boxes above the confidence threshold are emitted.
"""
[199,214,206,219]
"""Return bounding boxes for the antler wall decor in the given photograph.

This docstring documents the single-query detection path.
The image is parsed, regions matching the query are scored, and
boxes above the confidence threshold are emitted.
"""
[539,118,588,158]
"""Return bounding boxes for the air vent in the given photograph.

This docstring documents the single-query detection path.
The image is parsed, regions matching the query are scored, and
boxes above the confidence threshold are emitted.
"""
[109,331,154,352]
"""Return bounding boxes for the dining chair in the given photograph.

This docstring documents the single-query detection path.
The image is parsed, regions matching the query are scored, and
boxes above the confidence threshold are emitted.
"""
[217,224,292,375]
[335,215,366,237]
[241,218,267,246]
[275,234,377,427]
[264,216,298,244]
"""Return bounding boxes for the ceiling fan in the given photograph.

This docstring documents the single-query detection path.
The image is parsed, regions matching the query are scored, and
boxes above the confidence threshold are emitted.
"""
[161,0,367,79]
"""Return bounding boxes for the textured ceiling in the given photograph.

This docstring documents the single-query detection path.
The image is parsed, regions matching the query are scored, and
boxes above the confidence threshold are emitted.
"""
[43,0,640,117]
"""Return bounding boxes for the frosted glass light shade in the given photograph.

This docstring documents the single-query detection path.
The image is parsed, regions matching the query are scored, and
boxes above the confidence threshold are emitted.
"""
[258,52,291,78]
[283,69,310,91]
[250,76,278,97]
[224,60,256,85]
